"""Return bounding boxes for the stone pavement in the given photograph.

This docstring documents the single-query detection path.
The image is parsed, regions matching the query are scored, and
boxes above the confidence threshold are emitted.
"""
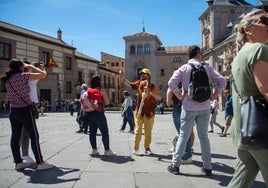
[0,111,266,188]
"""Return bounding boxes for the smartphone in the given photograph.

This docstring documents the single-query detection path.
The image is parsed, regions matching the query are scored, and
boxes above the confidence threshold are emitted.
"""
[34,62,41,67]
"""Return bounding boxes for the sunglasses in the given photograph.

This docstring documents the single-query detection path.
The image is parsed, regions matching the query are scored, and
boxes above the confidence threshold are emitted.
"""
[250,16,268,26]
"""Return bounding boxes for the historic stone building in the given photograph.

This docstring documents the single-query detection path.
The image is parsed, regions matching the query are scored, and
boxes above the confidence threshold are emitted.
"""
[100,52,125,105]
[0,21,99,111]
[199,0,268,108]
[123,31,189,101]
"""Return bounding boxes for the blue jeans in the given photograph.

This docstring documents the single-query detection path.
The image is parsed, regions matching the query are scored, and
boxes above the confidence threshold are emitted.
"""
[173,109,211,169]
[173,104,192,160]
[121,107,134,131]
[85,111,110,150]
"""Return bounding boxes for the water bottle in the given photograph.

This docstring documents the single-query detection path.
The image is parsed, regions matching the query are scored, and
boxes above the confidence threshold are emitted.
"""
[188,81,194,99]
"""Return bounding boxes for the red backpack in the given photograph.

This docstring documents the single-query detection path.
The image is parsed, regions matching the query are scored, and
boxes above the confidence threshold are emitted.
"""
[80,88,104,112]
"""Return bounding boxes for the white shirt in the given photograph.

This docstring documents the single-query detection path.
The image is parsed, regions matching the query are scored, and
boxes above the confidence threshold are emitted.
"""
[28,80,39,103]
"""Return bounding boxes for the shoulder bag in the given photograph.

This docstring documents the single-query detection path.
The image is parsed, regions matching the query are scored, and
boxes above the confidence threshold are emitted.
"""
[233,79,268,148]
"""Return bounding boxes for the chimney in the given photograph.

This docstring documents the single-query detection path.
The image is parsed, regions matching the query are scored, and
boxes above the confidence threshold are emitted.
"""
[57,28,62,40]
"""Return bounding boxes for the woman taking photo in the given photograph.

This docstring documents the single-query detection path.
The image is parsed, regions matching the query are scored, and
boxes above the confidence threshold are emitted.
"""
[1,59,54,170]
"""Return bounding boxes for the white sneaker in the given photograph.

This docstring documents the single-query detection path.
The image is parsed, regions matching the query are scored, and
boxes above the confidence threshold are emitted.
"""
[104,150,116,156]
[15,162,31,170]
[168,147,175,154]
[181,157,193,164]
[22,155,35,164]
[133,149,143,156]
[92,149,99,156]
[36,161,54,171]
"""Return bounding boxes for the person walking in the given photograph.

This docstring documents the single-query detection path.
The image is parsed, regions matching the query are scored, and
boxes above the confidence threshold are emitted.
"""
[83,75,116,156]
[166,83,193,163]
[209,99,224,133]
[227,9,268,187]
[121,68,162,155]
[76,84,88,134]
[167,45,226,176]
[119,90,135,133]
[1,59,54,170]
[219,90,233,137]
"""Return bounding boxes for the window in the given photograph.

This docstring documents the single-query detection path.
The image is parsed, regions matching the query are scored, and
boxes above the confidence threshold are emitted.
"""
[144,44,150,53]
[130,45,135,54]
[173,56,182,62]
[161,69,165,76]
[78,71,82,84]
[137,44,143,54]
[108,76,111,88]
[66,82,72,93]
[0,42,11,60]
[41,51,50,66]
[66,57,72,70]
[116,62,119,67]
[111,62,114,67]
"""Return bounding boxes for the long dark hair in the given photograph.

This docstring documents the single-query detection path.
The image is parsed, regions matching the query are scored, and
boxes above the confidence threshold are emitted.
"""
[90,75,101,88]
[1,59,24,83]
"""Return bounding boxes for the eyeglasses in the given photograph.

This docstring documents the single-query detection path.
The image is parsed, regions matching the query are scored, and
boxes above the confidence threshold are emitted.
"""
[250,16,268,26]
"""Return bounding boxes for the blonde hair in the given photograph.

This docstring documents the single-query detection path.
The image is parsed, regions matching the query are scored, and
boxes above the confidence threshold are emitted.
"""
[234,9,267,50]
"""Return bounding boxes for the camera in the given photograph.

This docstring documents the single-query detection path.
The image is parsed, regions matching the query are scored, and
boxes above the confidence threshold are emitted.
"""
[34,62,41,67]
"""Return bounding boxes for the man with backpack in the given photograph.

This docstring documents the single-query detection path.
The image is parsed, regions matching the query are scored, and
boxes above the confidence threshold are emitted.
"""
[167,45,227,176]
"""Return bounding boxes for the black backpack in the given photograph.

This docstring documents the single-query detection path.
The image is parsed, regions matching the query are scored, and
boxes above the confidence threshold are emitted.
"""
[188,62,211,102]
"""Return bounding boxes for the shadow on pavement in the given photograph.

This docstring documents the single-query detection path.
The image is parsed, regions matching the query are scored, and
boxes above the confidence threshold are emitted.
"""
[100,155,135,164]
[20,166,80,184]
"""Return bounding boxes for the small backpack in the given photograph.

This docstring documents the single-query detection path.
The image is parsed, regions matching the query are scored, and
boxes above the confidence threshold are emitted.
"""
[188,62,211,102]
[80,88,104,112]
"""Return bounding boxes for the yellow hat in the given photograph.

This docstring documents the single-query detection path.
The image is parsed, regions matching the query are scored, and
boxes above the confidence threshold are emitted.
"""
[139,68,151,76]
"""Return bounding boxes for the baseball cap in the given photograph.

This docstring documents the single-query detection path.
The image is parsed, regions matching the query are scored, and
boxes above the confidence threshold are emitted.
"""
[139,68,151,76]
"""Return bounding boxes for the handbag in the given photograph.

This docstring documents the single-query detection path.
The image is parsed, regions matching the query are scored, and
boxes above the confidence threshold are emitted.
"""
[233,79,268,148]
[240,96,268,148]
[30,102,39,119]
[8,81,39,119]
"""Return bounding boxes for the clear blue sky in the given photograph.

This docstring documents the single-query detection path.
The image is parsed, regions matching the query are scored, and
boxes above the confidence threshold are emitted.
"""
[0,0,259,60]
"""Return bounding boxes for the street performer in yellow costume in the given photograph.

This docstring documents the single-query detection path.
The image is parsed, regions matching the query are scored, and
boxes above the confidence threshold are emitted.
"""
[121,68,162,155]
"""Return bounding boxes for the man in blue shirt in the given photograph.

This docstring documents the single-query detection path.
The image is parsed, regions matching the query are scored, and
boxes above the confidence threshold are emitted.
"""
[219,89,233,137]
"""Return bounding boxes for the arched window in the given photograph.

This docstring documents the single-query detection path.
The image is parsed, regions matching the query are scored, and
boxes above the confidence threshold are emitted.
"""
[137,44,143,54]
[144,44,150,53]
[130,45,135,54]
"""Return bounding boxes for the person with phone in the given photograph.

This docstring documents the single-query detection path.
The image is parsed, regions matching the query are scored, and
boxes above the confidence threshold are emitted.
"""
[1,59,54,171]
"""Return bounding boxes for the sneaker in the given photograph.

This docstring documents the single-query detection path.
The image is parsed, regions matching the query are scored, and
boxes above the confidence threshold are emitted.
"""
[167,164,180,175]
[181,157,193,164]
[128,130,134,134]
[201,167,212,176]
[119,129,124,132]
[219,133,227,137]
[22,155,35,164]
[144,148,153,155]
[168,147,175,154]
[15,162,31,170]
[104,150,116,156]
[76,130,83,133]
[208,130,214,133]
[36,161,54,171]
[221,127,225,134]
[133,148,143,156]
[92,149,99,156]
